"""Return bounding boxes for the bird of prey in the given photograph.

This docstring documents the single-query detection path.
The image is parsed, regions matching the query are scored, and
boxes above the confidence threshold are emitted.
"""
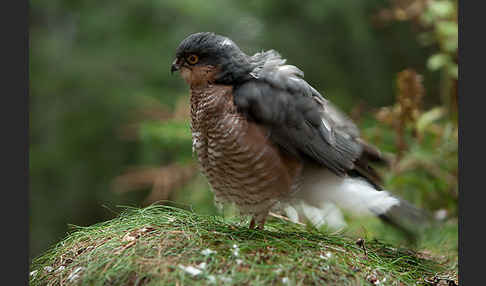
[171,32,427,234]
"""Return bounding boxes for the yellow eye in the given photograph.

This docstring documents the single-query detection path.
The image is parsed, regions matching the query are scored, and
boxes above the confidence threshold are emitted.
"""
[186,54,199,65]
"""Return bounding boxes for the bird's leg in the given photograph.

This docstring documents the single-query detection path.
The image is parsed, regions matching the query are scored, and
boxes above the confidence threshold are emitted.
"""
[249,210,269,230]
[249,217,256,229]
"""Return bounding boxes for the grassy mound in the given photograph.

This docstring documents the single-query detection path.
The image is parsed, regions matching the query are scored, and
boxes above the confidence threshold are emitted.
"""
[29,205,457,285]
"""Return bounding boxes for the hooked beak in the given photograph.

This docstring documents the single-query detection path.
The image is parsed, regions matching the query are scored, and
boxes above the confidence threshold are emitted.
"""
[171,58,181,74]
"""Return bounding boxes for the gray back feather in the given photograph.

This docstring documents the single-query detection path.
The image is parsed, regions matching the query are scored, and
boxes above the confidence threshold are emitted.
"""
[234,50,363,175]
[249,50,359,137]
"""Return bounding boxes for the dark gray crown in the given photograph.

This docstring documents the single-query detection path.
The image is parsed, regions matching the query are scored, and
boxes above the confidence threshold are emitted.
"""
[175,32,239,58]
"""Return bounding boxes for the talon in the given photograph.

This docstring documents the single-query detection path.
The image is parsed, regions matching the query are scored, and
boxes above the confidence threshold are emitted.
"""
[257,218,266,230]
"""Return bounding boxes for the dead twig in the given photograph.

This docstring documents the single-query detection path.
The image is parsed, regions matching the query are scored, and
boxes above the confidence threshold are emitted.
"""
[269,212,306,226]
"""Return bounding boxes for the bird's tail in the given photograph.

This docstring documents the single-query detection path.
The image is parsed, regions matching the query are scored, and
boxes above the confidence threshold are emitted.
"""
[284,168,430,238]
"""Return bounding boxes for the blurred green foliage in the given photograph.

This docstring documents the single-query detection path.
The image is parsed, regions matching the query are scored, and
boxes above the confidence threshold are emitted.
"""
[30,0,457,258]
[139,120,193,165]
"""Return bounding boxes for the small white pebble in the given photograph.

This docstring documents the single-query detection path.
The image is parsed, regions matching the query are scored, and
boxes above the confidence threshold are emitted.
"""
[44,266,54,273]
[29,270,38,278]
[54,266,65,273]
[319,252,332,260]
[435,209,448,220]
[231,244,240,256]
[178,265,202,276]
[207,275,216,283]
[67,267,84,282]
[220,276,232,283]
[282,277,289,284]
[201,249,217,256]
[197,262,207,269]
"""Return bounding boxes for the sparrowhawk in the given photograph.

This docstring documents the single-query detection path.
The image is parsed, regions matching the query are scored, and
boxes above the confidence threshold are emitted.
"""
[171,32,427,234]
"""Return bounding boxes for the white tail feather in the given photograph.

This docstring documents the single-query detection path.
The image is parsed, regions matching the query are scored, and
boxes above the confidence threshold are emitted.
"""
[285,202,347,229]
[289,168,400,229]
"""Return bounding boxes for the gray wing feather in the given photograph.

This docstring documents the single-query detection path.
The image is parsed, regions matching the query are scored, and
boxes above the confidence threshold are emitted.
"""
[235,51,363,175]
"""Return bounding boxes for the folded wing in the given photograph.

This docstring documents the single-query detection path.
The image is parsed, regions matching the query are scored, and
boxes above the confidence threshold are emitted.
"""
[234,50,366,176]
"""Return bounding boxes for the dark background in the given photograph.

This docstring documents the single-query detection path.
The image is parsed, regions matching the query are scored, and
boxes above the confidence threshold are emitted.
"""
[29,0,458,258]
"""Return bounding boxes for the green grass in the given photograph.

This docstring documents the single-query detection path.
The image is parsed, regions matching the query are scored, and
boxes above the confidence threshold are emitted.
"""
[29,205,457,285]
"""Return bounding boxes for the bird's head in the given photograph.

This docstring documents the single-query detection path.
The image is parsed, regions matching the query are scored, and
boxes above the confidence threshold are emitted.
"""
[171,32,253,87]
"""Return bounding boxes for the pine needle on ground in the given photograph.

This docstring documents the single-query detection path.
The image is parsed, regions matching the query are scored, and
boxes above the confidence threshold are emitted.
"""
[29,205,457,286]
